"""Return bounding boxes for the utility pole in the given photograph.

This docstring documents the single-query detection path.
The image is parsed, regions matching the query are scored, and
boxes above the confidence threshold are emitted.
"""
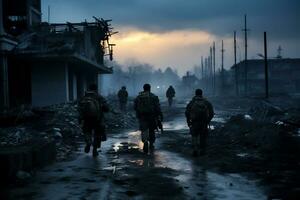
[213,42,216,95]
[264,32,269,99]
[242,14,249,96]
[205,57,208,90]
[48,5,51,23]
[221,40,225,93]
[201,56,204,79]
[234,31,238,96]
[210,46,213,93]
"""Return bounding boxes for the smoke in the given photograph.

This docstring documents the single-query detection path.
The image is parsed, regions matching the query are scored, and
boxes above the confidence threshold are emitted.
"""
[99,61,180,97]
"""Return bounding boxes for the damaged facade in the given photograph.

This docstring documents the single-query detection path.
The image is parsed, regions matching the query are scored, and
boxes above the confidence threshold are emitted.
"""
[0,0,115,109]
[231,59,300,96]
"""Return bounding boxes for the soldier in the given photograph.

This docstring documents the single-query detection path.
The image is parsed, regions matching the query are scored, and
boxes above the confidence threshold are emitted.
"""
[185,89,214,156]
[166,85,175,107]
[134,84,163,153]
[78,84,109,157]
[117,86,128,111]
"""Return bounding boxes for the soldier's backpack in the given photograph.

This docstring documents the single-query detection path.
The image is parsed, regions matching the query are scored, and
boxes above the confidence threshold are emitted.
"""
[166,88,175,98]
[136,92,155,115]
[79,95,101,119]
[190,99,209,122]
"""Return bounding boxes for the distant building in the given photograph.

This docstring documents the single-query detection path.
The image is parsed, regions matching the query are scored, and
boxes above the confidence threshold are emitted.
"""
[181,71,200,96]
[231,59,300,96]
[0,0,114,109]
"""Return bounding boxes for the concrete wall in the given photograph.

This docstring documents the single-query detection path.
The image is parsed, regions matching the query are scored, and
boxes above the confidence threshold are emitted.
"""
[31,62,69,107]
[0,54,9,109]
[72,73,77,100]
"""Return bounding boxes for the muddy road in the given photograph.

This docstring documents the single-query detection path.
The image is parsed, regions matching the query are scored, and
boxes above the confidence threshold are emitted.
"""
[5,102,268,200]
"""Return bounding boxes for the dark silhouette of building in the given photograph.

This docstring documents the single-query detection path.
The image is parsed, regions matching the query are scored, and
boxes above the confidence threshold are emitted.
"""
[231,59,300,96]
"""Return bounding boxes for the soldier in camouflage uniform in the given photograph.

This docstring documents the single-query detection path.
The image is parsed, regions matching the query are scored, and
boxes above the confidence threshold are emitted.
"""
[134,84,163,153]
[78,84,109,157]
[185,89,214,156]
[166,85,176,107]
[117,86,128,111]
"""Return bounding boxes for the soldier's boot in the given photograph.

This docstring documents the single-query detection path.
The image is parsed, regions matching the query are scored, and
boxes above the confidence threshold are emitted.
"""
[84,134,92,153]
[94,135,102,149]
[92,148,98,157]
[199,149,206,156]
[192,135,199,157]
[149,131,155,151]
[143,142,149,153]
[149,142,154,150]
[84,145,91,153]
[192,150,198,157]
[199,134,207,156]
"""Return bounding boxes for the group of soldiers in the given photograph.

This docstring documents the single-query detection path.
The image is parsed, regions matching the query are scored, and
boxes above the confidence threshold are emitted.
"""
[117,85,177,111]
[78,83,214,157]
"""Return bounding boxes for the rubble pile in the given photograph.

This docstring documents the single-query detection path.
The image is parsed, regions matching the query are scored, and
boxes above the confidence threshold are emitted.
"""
[211,110,300,198]
[0,99,137,160]
[105,109,137,130]
[248,98,300,136]
[0,127,34,147]
[249,101,285,122]
[105,95,138,130]
[213,114,282,152]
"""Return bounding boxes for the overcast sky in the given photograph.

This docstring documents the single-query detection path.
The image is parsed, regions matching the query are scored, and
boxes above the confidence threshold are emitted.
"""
[42,0,300,75]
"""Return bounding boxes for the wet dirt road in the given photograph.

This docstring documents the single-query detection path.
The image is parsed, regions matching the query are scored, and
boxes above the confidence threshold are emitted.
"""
[7,103,267,200]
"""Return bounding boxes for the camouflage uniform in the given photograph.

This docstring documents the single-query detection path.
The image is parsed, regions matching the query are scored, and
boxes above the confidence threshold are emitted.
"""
[166,86,176,107]
[185,95,214,155]
[79,91,109,155]
[117,88,128,111]
[134,91,163,151]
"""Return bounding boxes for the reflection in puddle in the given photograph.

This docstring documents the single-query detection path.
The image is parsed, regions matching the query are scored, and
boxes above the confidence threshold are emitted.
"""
[236,153,249,158]
[103,166,116,172]
[113,131,144,153]
[113,142,140,152]
[152,150,265,199]
[153,150,192,172]
[163,115,226,132]
[212,117,226,123]
[164,119,189,131]
[110,114,265,199]
[129,159,144,166]
[113,142,122,152]
[128,130,140,136]
[244,114,253,120]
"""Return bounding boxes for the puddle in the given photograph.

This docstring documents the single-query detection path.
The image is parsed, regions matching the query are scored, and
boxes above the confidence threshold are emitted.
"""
[244,114,253,120]
[236,153,249,158]
[112,130,144,153]
[113,142,140,152]
[10,111,265,200]
[163,119,189,131]
[113,142,122,152]
[129,159,145,166]
[164,113,227,132]
[151,149,266,199]
[212,117,227,123]
[207,172,265,200]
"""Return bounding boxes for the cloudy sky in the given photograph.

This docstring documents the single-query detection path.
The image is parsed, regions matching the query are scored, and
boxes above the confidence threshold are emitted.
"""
[42,0,300,75]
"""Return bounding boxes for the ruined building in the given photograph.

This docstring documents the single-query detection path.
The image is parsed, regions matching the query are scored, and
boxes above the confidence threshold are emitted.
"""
[231,59,300,96]
[0,0,115,109]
